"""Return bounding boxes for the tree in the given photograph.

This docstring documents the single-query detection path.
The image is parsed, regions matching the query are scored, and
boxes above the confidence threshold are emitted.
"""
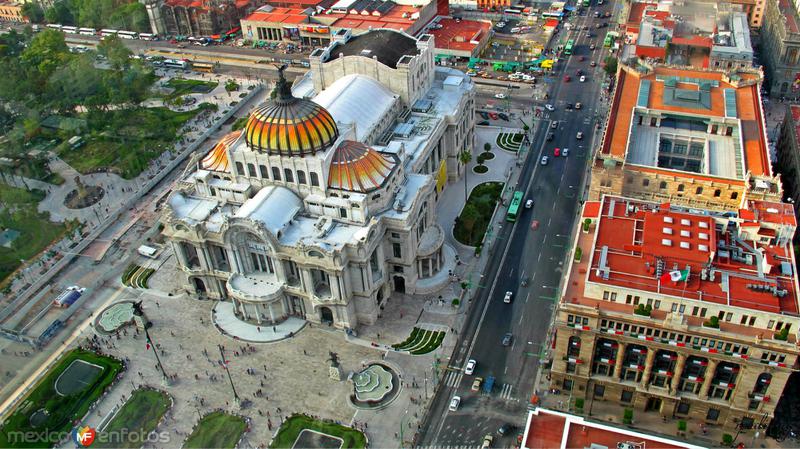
[21,1,45,23]
[21,29,69,79]
[109,2,149,32]
[459,149,472,203]
[483,142,491,153]
[603,56,618,77]
[44,1,74,25]
[97,35,131,70]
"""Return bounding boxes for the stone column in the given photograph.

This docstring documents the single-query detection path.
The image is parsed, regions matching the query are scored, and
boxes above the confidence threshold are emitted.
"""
[640,348,657,389]
[172,242,189,268]
[614,341,627,379]
[671,353,688,394]
[699,359,720,398]
[268,303,276,323]
[254,304,263,324]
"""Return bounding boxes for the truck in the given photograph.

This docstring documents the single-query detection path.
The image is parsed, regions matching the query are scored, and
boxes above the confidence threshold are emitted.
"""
[483,375,495,393]
[53,286,85,308]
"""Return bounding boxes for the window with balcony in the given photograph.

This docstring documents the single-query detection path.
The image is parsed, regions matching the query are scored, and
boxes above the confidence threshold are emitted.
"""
[678,356,707,394]
[208,244,229,271]
[567,336,581,358]
[620,345,647,382]
[591,338,619,377]
[708,361,739,401]
[181,242,201,268]
[310,268,331,298]
[753,372,771,395]
[284,260,300,287]
[650,350,677,389]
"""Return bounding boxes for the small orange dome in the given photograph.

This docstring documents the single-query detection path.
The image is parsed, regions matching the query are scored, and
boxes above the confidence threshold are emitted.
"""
[201,130,242,172]
[328,140,396,192]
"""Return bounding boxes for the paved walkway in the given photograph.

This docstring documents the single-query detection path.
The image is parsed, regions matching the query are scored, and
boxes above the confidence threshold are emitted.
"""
[212,302,307,343]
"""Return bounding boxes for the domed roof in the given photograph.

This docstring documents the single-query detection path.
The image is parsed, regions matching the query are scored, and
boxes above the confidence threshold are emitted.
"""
[328,140,397,192]
[200,130,242,172]
[245,67,339,156]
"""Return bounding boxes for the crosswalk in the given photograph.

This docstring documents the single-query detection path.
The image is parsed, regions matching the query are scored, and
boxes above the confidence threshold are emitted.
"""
[441,372,519,401]
[443,371,463,387]
[500,383,515,400]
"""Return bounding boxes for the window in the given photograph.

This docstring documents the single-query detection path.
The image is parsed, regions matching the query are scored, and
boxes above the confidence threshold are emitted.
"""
[391,232,401,239]
[748,399,760,410]
[297,170,307,184]
[740,418,754,429]
[236,161,244,174]
[611,293,617,302]
[247,163,257,177]
[731,192,738,200]
[700,308,707,318]
[749,316,756,326]
[660,181,668,189]
[725,312,732,322]
[740,315,748,325]
[768,320,775,329]
[392,243,402,258]
[284,169,294,183]
[696,186,703,194]
[563,378,573,391]
[643,179,650,187]
[259,165,269,178]
[339,208,347,218]
[593,384,605,398]
[626,294,632,304]
[621,390,633,403]
[671,303,678,312]
[692,306,699,316]
[393,265,404,273]
[679,304,686,313]
[272,167,281,181]
[706,409,720,421]
[310,172,320,186]
[678,184,685,192]
[714,189,721,197]
[654,300,661,309]
[603,291,609,300]
[676,402,690,415]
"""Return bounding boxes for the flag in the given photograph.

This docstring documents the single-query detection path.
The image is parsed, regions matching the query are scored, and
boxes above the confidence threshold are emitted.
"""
[660,269,689,283]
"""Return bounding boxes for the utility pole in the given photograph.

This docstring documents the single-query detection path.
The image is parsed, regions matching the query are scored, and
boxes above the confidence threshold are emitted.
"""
[218,344,240,404]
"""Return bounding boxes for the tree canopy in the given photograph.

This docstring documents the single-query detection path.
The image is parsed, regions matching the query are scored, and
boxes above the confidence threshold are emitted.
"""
[27,0,150,33]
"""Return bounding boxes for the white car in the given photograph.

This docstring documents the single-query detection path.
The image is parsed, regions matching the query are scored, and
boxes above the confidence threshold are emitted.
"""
[503,291,513,303]
[580,75,586,82]
[465,359,477,375]
[562,148,570,157]
[545,104,555,111]
[525,199,534,209]
[576,131,584,140]
[481,434,494,449]
[494,93,507,99]
[541,156,549,165]
[449,396,461,411]
[575,102,582,109]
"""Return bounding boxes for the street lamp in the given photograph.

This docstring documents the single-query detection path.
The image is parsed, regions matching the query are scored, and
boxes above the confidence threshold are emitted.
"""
[218,344,241,404]
[399,409,409,449]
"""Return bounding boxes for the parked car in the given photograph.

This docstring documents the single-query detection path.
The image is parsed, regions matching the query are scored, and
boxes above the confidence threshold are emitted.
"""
[551,121,558,129]
[482,434,494,449]
[472,377,483,392]
[554,147,560,157]
[498,112,509,121]
[465,359,477,375]
[498,424,514,436]
[547,132,554,141]
[478,120,490,126]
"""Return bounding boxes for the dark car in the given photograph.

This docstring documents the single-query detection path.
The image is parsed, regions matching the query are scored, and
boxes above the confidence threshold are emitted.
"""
[498,424,514,436]
[565,103,573,110]
[546,132,554,141]
[498,112,509,121]
[479,111,490,119]
[502,333,513,346]
[478,120,490,126]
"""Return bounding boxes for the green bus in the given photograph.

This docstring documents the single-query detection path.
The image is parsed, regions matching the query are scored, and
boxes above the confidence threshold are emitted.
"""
[564,39,575,55]
[604,33,614,47]
[582,0,590,5]
[507,191,524,222]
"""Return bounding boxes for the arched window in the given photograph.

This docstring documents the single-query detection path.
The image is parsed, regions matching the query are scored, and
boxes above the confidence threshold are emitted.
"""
[754,373,772,394]
[271,167,281,181]
[235,162,244,175]
[643,179,650,187]
[284,169,294,183]
[568,336,581,358]
[259,165,269,178]
[247,163,257,177]
[310,172,320,187]
[297,170,307,184]
[677,184,685,192]
[731,192,739,200]
[696,186,703,194]
[714,189,721,197]
[659,181,668,189]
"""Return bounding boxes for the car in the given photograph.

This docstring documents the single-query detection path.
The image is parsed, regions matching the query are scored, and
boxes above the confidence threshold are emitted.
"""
[531,220,539,230]
[525,199,534,209]
[472,377,483,392]
[554,147,560,157]
[546,132,554,141]
[494,93,507,99]
[478,120,490,126]
[576,131,584,139]
[576,69,583,76]
[466,70,477,77]
[540,156,549,165]
[595,23,601,29]
[563,75,571,82]
[481,434,494,449]
[465,359,477,375]
[498,424,514,436]
[593,11,600,17]
[604,11,611,17]
[580,75,586,82]
[562,148,569,157]
[503,291,513,303]
[551,121,558,129]
[479,111,490,119]
[545,104,555,111]
[449,396,461,411]
[502,333,513,346]
[498,112,509,121]
[590,43,596,50]
[575,102,582,109]
[566,103,573,111]
[590,60,597,67]
[489,112,499,120]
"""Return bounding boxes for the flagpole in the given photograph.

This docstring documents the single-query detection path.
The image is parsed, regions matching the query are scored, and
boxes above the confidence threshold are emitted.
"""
[132,301,170,385]
[218,344,241,404]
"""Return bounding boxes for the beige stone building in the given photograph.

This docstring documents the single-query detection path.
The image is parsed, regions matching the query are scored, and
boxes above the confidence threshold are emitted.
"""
[589,62,783,211]
[160,29,475,329]
[550,195,800,431]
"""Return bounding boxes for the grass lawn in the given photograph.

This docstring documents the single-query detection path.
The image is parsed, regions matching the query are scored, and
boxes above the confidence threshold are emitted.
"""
[57,105,213,179]
[184,412,247,449]
[453,182,504,246]
[0,184,72,283]
[271,414,366,449]
[94,389,170,448]
[164,78,218,101]
[0,349,123,448]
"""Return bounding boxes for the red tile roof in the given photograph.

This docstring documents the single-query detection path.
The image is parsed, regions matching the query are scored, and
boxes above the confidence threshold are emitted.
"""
[584,196,799,314]
[671,35,713,47]
[583,201,602,218]
[627,1,656,26]
[427,18,490,53]
[523,408,704,449]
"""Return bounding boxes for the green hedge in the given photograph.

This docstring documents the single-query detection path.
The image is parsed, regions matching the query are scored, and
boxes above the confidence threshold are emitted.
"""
[270,414,366,449]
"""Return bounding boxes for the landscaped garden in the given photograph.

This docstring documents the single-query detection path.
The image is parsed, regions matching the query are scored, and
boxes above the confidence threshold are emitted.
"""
[184,412,247,449]
[0,349,123,448]
[0,184,73,284]
[496,132,523,152]
[270,414,366,449]
[163,77,218,102]
[121,263,155,289]
[56,105,215,179]
[453,182,504,246]
[392,327,446,355]
[94,389,171,448]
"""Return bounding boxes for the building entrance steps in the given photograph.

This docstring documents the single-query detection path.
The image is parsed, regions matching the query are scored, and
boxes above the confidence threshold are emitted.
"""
[212,301,306,343]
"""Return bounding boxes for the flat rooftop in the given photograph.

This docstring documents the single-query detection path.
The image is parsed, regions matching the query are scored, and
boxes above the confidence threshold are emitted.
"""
[325,29,419,68]
[602,65,771,180]
[427,17,490,53]
[582,196,799,314]
[522,408,704,449]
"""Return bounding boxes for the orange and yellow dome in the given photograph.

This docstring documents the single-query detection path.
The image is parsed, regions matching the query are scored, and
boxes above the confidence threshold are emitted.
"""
[201,130,241,172]
[244,70,339,156]
[328,140,396,192]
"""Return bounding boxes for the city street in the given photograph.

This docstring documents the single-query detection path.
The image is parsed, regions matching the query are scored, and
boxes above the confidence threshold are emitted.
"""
[418,0,617,445]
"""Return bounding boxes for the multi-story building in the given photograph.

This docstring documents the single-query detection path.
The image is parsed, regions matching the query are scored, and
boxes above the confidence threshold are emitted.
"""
[160,29,475,329]
[761,0,800,97]
[0,0,25,22]
[158,0,256,37]
[549,194,799,430]
[775,104,800,226]
[589,62,783,211]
